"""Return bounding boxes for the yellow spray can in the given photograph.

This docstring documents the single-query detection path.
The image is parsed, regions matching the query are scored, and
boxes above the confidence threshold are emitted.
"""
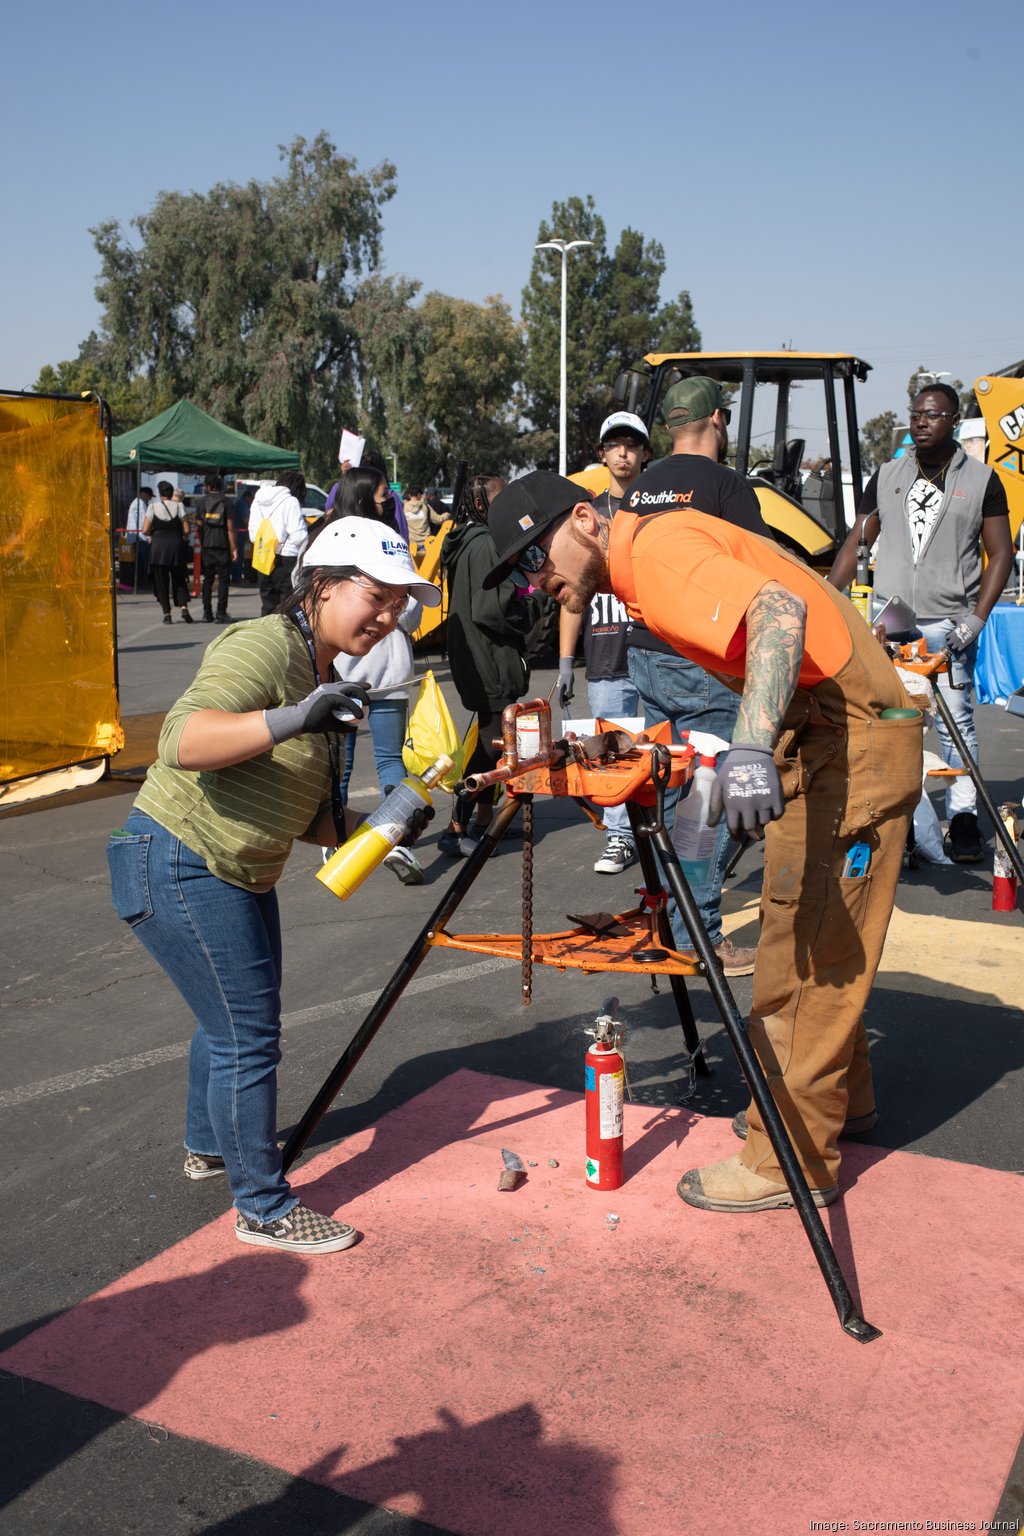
[316,754,454,901]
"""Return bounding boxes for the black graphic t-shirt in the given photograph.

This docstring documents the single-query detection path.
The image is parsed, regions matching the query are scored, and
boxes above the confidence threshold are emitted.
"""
[623,455,767,656]
[584,492,632,680]
[904,474,945,561]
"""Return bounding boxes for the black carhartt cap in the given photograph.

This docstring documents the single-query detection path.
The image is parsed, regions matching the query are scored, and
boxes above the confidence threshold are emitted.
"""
[481,471,592,589]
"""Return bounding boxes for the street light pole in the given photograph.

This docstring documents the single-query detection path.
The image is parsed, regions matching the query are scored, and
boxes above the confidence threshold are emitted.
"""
[535,237,594,477]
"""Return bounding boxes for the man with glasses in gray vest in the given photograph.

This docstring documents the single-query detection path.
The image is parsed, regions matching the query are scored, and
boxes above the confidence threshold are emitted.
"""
[829,382,1012,863]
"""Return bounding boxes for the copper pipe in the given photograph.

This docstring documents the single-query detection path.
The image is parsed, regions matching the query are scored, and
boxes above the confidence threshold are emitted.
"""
[500,698,554,766]
[460,746,566,796]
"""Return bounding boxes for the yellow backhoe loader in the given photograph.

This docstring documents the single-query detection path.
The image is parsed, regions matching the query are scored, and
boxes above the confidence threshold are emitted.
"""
[969,369,1024,544]
[574,351,872,567]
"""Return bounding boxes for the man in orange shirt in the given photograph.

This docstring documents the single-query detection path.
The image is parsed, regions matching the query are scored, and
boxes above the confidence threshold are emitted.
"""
[483,472,922,1213]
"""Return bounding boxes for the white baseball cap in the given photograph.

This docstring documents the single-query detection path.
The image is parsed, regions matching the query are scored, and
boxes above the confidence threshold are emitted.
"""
[303,517,442,606]
[599,411,650,445]
[958,418,987,441]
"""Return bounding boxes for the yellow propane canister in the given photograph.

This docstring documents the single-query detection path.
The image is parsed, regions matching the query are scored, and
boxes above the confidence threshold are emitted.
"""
[849,584,873,622]
[316,754,453,901]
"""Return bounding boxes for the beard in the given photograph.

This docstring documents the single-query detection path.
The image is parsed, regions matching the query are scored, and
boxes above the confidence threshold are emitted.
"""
[558,535,606,614]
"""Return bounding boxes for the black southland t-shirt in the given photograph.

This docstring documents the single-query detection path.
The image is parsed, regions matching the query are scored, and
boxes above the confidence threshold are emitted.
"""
[583,492,631,680]
[622,455,768,656]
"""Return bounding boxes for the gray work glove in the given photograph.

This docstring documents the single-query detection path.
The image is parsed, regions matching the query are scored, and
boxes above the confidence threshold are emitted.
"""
[945,613,985,654]
[382,784,436,847]
[557,657,575,708]
[708,745,785,839]
[264,683,369,745]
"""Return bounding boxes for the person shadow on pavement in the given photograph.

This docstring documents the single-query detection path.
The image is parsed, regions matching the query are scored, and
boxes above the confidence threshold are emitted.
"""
[192,1402,619,1536]
[0,1253,307,1515]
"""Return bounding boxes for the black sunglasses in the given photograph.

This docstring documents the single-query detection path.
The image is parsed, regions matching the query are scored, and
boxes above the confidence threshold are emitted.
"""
[513,540,550,579]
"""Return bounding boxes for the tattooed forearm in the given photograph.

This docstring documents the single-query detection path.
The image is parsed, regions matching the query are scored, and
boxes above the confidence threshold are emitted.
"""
[734,582,807,749]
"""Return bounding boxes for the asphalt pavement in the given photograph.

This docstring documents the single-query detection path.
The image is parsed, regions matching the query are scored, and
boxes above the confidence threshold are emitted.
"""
[2,583,1022,1534]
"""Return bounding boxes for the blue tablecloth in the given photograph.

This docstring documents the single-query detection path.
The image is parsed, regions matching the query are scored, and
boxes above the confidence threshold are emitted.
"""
[976,603,1024,704]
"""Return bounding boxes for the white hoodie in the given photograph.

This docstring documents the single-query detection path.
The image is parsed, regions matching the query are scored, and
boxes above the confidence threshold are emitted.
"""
[250,483,308,559]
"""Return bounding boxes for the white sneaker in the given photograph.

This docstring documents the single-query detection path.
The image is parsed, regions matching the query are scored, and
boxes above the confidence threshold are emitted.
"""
[383,846,424,885]
[593,837,637,875]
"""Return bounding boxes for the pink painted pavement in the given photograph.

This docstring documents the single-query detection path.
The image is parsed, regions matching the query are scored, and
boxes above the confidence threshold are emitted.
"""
[3,1068,1022,1534]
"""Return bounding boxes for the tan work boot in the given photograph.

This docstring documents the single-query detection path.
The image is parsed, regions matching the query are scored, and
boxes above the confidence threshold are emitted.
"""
[713,937,757,976]
[676,1153,837,1212]
[678,936,757,977]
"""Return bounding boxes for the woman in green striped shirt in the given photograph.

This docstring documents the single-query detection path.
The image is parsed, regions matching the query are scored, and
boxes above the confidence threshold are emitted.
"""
[107,519,441,1255]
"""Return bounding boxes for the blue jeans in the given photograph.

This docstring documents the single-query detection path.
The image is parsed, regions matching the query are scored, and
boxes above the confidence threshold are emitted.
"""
[915,619,978,818]
[106,810,295,1224]
[341,697,408,802]
[627,648,740,948]
[588,674,640,840]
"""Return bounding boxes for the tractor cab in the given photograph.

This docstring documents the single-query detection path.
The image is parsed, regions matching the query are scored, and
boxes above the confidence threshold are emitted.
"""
[610,351,872,565]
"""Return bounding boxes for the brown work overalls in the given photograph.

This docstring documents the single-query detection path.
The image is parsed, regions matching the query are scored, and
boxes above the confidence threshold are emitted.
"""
[740,570,923,1189]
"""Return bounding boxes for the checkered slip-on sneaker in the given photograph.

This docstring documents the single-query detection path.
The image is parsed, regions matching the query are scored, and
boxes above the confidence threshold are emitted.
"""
[183,1150,227,1180]
[235,1204,359,1254]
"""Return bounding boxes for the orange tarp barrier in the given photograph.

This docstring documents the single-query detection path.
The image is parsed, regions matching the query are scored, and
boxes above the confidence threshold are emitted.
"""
[0,393,122,785]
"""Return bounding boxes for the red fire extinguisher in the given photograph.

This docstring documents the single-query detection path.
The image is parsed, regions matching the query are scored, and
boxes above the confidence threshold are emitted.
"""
[585,999,625,1190]
[992,803,1021,912]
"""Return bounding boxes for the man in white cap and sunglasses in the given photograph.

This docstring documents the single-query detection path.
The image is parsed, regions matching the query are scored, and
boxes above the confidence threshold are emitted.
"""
[558,411,651,876]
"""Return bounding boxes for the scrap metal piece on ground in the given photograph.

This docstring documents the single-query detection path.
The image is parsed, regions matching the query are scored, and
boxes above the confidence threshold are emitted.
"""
[499,1147,526,1192]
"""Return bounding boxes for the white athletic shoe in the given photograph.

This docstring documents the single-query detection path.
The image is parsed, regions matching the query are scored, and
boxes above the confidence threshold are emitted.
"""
[383,846,424,885]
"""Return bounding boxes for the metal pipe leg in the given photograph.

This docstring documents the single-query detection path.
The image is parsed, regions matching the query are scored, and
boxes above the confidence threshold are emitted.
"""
[932,682,1024,885]
[635,803,881,1343]
[281,796,523,1174]
[627,800,709,1076]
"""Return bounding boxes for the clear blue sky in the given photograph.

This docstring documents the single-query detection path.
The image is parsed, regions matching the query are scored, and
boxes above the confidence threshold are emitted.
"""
[3,0,1021,447]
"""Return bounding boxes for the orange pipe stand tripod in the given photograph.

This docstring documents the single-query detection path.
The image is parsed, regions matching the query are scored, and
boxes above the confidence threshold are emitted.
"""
[283,699,881,1342]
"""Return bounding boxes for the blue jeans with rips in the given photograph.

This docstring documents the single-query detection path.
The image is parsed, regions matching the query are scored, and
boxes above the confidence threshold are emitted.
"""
[107,809,296,1224]
[627,648,740,948]
[587,674,641,841]
[341,696,408,802]
[915,619,978,818]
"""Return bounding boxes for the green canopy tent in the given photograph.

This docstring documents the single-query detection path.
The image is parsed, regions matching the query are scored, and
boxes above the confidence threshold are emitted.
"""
[111,400,300,472]
[111,400,302,593]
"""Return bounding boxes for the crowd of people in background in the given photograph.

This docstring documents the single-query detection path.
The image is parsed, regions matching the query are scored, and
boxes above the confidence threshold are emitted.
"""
[119,455,459,885]
[116,390,1013,893]
[107,379,1019,1249]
